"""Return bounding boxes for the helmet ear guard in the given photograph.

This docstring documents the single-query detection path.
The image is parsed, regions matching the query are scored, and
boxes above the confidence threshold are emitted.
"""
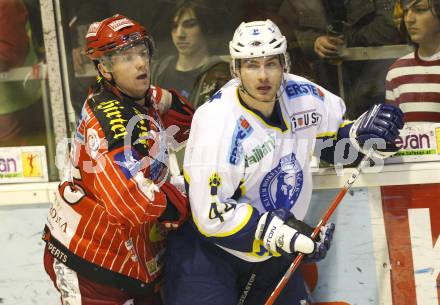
[98,56,114,72]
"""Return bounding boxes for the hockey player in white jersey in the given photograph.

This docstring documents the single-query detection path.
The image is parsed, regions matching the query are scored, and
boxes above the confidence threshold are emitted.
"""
[164,20,404,305]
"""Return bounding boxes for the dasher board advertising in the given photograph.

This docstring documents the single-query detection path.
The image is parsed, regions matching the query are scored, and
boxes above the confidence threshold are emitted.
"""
[0,146,48,183]
[385,122,440,164]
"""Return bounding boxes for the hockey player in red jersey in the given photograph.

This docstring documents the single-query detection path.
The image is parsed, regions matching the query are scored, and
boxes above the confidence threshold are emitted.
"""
[42,14,193,305]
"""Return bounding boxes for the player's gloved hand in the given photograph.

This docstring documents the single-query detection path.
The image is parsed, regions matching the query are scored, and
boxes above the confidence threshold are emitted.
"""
[160,89,195,148]
[349,104,404,159]
[255,209,316,256]
[302,223,335,263]
[158,181,189,229]
[281,212,335,262]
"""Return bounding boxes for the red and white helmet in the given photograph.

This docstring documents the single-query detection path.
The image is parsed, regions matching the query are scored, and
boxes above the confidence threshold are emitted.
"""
[229,19,290,74]
[85,14,154,61]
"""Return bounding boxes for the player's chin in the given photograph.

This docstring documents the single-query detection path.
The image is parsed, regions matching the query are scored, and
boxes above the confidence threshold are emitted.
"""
[129,87,149,98]
[255,90,276,102]
[134,80,150,92]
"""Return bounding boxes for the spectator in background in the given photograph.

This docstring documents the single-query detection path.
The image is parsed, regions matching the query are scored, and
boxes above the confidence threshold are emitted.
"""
[279,0,406,119]
[386,0,440,122]
[151,0,229,106]
[152,0,231,172]
[0,0,46,147]
[0,0,28,71]
[279,0,404,59]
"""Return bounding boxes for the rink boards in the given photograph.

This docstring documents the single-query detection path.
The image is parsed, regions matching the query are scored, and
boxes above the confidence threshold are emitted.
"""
[305,184,439,305]
[0,181,439,305]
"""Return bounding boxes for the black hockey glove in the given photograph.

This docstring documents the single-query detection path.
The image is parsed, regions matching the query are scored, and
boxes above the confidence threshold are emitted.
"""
[158,181,189,229]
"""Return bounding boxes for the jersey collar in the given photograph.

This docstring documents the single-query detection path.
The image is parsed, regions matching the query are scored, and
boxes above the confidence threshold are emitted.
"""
[236,88,288,132]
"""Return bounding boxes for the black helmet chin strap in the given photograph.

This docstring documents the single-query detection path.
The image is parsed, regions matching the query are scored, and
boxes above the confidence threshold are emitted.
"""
[239,82,263,102]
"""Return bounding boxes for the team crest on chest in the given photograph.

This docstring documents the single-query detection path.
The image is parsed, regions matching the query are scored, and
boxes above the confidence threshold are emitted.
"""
[260,153,303,211]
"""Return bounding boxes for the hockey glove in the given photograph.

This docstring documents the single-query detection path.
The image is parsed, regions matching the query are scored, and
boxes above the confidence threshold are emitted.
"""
[350,104,404,159]
[161,89,195,148]
[302,223,335,263]
[255,209,316,256]
[282,212,335,262]
[158,181,189,229]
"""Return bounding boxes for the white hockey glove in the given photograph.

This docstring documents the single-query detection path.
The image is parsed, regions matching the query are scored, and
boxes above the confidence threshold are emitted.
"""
[255,209,334,260]
[349,104,404,159]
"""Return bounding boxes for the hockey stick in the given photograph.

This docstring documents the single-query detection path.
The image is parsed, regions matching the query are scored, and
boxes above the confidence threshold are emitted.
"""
[263,151,373,305]
[237,151,373,305]
[168,149,181,178]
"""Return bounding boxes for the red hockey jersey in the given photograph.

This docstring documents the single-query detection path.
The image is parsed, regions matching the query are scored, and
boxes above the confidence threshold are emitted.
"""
[44,81,191,294]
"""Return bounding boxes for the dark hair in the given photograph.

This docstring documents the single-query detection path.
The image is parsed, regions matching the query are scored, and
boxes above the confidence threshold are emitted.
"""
[431,0,440,18]
[399,0,440,45]
[170,0,212,36]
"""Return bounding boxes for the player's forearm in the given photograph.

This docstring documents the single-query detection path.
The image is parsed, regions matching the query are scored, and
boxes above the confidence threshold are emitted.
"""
[191,201,260,252]
[95,152,167,227]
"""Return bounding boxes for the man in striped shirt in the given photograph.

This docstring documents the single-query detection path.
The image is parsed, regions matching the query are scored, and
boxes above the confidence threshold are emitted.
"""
[386,0,440,122]
[42,15,193,305]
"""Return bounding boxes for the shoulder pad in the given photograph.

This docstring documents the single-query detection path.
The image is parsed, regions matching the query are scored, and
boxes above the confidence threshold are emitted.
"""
[89,93,162,156]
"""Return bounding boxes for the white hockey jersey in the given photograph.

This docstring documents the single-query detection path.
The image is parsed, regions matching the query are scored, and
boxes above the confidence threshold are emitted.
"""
[184,73,347,262]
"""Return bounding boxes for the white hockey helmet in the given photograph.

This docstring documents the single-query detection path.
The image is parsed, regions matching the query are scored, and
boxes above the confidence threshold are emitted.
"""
[229,19,290,75]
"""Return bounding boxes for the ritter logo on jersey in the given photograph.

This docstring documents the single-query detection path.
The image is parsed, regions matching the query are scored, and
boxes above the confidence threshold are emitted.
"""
[228,116,254,165]
[285,81,325,102]
[260,153,303,211]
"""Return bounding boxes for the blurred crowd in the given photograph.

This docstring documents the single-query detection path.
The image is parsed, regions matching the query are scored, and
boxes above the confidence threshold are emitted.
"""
[2,0,439,150]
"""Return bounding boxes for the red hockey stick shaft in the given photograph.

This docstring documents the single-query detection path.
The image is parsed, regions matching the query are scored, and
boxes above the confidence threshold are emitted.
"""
[264,152,372,305]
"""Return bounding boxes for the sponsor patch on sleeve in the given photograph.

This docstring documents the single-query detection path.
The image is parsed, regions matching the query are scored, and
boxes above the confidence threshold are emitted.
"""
[228,116,254,165]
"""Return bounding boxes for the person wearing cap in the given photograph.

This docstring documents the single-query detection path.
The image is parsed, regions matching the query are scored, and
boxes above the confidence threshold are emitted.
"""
[42,14,194,305]
[163,19,404,305]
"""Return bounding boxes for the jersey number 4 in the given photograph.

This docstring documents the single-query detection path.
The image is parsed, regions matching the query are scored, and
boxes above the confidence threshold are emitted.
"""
[209,201,235,222]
